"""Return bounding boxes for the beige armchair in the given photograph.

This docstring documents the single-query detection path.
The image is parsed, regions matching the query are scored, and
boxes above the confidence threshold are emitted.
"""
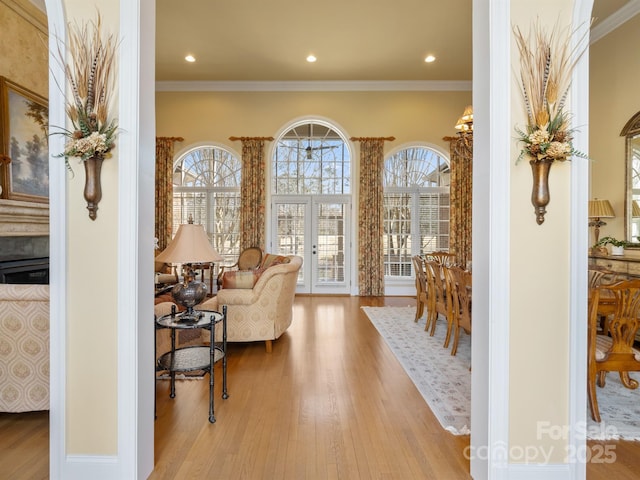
[200,254,302,352]
[0,284,49,412]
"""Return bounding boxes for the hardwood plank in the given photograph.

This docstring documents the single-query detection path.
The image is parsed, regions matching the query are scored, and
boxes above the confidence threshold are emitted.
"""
[3,296,640,478]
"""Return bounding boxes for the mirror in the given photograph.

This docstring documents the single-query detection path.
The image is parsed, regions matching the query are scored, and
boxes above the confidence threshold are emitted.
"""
[623,111,640,243]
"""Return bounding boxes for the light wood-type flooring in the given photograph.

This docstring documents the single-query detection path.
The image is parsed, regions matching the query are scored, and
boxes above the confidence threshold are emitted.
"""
[1,296,640,479]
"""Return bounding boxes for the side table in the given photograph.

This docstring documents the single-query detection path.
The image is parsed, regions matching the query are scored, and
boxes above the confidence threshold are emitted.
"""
[156,305,228,423]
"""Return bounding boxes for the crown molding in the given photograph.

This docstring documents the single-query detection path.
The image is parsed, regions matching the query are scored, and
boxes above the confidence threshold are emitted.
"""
[590,0,640,44]
[155,80,472,93]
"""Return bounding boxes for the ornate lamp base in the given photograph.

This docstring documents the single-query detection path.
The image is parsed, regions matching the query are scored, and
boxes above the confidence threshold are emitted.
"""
[171,279,208,321]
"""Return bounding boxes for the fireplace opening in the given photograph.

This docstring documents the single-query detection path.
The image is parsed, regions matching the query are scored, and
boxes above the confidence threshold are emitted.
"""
[0,257,49,284]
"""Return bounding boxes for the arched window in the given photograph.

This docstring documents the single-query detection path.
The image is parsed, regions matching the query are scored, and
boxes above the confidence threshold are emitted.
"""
[273,122,350,195]
[271,120,352,294]
[172,145,241,263]
[383,145,450,278]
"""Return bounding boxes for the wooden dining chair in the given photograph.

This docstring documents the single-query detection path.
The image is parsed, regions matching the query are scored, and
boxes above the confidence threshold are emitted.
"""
[422,259,438,332]
[425,251,456,267]
[448,266,472,356]
[588,267,624,335]
[588,279,640,422]
[425,260,453,345]
[412,255,429,323]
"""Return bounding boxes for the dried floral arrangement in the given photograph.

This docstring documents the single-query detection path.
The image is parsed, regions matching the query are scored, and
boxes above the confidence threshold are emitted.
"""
[53,15,118,163]
[513,20,589,164]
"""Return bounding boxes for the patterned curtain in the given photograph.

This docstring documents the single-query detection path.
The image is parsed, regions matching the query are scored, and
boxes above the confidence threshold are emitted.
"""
[448,134,473,268]
[354,137,390,296]
[155,136,183,251]
[237,137,269,251]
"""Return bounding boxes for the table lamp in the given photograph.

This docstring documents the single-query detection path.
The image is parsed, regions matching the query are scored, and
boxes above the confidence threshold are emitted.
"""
[588,199,615,245]
[155,216,223,321]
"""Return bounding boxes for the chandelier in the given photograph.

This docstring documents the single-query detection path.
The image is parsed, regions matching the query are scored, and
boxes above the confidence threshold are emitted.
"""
[452,105,473,157]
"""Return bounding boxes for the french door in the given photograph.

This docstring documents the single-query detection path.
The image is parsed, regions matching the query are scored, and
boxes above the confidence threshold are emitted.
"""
[271,195,351,294]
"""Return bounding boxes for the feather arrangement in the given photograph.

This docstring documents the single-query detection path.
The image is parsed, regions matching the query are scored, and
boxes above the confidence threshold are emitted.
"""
[513,20,589,163]
[53,15,118,162]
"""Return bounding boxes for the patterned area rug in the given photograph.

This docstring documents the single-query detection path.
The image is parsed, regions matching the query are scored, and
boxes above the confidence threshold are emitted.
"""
[362,306,640,440]
[362,305,471,435]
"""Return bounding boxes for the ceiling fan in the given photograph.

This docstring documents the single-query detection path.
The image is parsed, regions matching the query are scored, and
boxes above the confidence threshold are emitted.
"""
[280,141,339,159]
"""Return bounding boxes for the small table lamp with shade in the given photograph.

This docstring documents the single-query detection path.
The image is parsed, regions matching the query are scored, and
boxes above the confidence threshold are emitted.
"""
[154,216,223,322]
[588,199,615,245]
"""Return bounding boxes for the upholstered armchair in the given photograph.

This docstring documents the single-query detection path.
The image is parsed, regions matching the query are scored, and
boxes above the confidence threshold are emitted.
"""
[200,254,302,352]
[216,246,263,287]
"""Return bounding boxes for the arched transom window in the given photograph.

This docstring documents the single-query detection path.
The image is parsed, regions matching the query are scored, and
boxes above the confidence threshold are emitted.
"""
[273,122,350,195]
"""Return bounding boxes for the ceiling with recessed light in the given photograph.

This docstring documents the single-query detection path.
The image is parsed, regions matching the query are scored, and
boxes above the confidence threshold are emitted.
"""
[155,0,473,82]
[154,0,633,83]
[27,0,636,83]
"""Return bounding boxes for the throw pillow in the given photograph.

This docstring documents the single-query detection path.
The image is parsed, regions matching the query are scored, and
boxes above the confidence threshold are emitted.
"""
[221,269,264,289]
[260,254,291,269]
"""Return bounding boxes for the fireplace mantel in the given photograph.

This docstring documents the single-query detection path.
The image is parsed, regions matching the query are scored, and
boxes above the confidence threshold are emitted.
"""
[0,199,49,236]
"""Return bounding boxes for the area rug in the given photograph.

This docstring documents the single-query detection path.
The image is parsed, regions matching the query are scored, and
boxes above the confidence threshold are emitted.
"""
[362,305,471,435]
[362,305,640,440]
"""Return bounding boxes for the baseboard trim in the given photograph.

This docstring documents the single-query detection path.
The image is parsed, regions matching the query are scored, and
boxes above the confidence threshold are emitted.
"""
[62,455,120,480]
[506,463,572,480]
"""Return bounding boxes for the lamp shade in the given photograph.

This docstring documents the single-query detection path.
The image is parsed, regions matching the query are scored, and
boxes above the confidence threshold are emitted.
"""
[633,200,640,218]
[588,199,615,219]
[454,105,473,131]
[155,222,223,264]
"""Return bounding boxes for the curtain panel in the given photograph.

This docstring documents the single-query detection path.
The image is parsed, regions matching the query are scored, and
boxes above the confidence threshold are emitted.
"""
[155,137,183,252]
[236,137,269,251]
[354,137,389,296]
[448,135,473,268]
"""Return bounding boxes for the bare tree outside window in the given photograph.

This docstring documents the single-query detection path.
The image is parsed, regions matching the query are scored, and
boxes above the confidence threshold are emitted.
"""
[273,123,350,196]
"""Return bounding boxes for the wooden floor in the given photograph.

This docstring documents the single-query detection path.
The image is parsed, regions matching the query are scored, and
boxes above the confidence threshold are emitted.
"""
[2,296,640,479]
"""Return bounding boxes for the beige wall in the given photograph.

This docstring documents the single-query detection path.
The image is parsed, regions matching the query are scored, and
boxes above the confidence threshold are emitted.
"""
[590,14,640,243]
[508,0,574,463]
[0,0,48,98]
[63,0,120,455]
[156,90,471,155]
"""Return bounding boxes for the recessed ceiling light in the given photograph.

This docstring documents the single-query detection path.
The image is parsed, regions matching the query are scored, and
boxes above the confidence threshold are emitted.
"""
[424,55,436,63]
[306,54,317,63]
[185,55,196,63]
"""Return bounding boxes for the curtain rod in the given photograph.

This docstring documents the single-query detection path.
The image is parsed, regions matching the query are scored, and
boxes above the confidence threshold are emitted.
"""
[350,136,395,141]
[156,136,184,142]
[229,136,274,141]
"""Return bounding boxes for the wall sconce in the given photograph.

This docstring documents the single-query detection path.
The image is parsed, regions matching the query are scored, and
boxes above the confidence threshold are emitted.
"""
[588,199,615,244]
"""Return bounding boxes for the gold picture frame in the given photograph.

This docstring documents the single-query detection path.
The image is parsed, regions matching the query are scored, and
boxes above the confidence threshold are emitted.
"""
[0,76,49,203]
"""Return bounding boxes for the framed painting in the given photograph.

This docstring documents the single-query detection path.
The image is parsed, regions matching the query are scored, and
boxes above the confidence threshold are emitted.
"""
[0,76,49,203]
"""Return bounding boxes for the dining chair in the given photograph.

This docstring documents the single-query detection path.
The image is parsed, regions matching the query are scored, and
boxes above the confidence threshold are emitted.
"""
[425,251,457,267]
[422,259,438,333]
[587,279,640,422]
[412,255,429,324]
[588,266,624,335]
[448,266,472,356]
[425,260,453,345]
